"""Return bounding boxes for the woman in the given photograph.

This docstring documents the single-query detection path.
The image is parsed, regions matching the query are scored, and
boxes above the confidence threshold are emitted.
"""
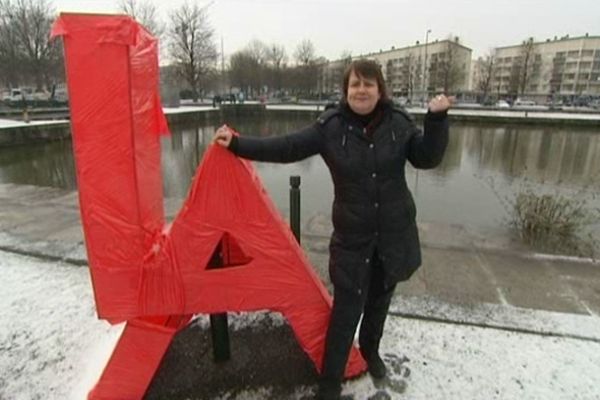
[213,59,452,400]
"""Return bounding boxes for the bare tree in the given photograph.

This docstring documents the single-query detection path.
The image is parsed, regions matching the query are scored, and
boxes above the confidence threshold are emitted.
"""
[508,38,537,97]
[266,43,286,69]
[229,50,259,96]
[476,51,496,102]
[339,50,352,66]
[246,39,268,65]
[167,1,217,102]
[430,36,465,93]
[0,0,62,90]
[406,53,421,101]
[118,0,163,37]
[266,43,287,92]
[291,39,318,96]
[325,50,352,96]
[294,39,316,66]
[518,38,536,96]
[0,1,22,87]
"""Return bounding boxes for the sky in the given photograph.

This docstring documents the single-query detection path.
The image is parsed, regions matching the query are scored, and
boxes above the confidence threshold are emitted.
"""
[43,0,600,61]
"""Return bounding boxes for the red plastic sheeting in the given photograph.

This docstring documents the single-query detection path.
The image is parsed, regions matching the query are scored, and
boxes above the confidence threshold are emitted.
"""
[52,13,366,400]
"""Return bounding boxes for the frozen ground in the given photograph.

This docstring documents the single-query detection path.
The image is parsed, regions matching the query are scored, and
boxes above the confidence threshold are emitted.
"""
[1,249,600,400]
[0,118,67,128]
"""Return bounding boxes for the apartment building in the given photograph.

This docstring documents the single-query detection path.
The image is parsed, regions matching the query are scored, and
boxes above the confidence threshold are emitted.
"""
[490,34,600,101]
[320,38,472,100]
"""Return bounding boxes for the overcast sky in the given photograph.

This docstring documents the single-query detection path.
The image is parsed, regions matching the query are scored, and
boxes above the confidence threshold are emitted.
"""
[51,0,599,61]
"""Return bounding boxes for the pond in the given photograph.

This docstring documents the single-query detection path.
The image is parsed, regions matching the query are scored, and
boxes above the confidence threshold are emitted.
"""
[1,112,599,238]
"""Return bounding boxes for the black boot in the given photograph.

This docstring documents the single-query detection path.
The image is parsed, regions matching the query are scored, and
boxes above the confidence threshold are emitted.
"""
[360,348,387,379]
[316,378,341,400]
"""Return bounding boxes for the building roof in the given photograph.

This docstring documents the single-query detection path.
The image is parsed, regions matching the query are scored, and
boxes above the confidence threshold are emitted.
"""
[327,39,472,63]
[495,34,600,50]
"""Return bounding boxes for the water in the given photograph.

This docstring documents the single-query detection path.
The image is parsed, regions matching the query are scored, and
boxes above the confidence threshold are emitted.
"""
[1,113,599,234]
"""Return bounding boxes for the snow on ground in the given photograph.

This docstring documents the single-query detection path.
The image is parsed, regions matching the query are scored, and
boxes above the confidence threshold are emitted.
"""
[264,105,600,121]
[2,106,599,131]
[2,249,600,400]
[0,251,122,400]
[371,318,600,400]
[0,118,67,128]
[163,105,214,114]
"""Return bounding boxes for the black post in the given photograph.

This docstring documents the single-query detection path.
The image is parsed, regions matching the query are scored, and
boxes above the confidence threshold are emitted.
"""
[208,242,231,362]
[290,176,301,243]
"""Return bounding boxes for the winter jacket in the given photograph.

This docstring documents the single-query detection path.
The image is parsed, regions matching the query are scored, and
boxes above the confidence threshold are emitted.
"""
[228,102,449,294]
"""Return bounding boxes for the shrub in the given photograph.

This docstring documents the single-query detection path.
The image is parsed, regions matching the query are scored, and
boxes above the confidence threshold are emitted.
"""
[511,189,598,257]
[485,175,599,258]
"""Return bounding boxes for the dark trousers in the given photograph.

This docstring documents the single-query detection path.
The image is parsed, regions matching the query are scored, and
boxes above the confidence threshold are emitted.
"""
[320,254,397,385]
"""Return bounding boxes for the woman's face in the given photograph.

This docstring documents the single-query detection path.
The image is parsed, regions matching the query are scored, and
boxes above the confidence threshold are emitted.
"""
[346,70,381,115]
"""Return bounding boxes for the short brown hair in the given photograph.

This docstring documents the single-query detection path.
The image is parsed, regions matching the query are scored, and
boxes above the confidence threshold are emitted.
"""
[342,59,389,101]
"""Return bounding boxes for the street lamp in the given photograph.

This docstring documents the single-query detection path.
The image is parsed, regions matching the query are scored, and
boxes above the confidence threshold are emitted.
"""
[422,29,431,105]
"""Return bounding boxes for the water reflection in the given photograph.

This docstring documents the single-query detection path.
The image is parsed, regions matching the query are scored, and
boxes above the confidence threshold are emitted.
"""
[455,125,600,186]
[0,139,77,190]
[0,114,598,231]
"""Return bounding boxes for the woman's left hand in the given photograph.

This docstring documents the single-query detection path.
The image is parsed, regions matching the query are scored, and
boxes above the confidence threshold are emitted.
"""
[428,94,455,113]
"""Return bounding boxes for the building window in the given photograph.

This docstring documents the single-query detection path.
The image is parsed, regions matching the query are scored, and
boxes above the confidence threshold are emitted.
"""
[579,62,592,69]
[567,50,580,57]
[566,62,578,70]
[582,50,594,57]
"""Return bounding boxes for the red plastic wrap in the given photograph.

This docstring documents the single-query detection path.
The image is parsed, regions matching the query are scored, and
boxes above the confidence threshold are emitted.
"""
[52,13,366,399]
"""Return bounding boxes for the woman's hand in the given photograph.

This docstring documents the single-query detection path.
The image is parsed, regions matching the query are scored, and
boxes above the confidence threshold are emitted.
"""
[212,125,234,147]
[428,94,455,113]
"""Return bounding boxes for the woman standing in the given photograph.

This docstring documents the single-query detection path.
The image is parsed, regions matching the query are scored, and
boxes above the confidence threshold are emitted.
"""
[213,59,452,400]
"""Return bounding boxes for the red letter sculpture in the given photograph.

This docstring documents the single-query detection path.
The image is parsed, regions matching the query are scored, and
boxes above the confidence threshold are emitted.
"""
[51,13,366,399]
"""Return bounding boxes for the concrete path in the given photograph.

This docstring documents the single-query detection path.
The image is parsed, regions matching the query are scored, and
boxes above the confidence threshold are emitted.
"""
[1,182,599,319]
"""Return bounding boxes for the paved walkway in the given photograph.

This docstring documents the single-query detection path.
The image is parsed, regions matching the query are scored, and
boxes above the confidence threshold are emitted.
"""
[2,183,598,319]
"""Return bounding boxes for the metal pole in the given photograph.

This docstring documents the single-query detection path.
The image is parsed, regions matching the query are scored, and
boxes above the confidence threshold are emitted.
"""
[290,176,301,243]
[208,241,230,362]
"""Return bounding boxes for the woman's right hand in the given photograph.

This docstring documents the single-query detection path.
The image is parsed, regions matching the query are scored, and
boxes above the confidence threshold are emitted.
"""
[212,125,234,148]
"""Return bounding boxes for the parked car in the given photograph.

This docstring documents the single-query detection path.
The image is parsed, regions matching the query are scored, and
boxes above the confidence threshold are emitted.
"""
[1,87,50,103]
[513,98,548,110]
[2,88,31,103]
[513,98,536,107]
[392,96,409,106]
[495,100,510,108]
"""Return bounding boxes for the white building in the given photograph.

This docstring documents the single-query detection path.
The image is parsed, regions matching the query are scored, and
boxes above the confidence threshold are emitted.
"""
[321,38,472,101]
[491,34,600,101]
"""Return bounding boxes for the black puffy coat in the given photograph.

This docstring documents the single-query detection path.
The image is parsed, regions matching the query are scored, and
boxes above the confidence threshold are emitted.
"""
[229,103,449,294]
